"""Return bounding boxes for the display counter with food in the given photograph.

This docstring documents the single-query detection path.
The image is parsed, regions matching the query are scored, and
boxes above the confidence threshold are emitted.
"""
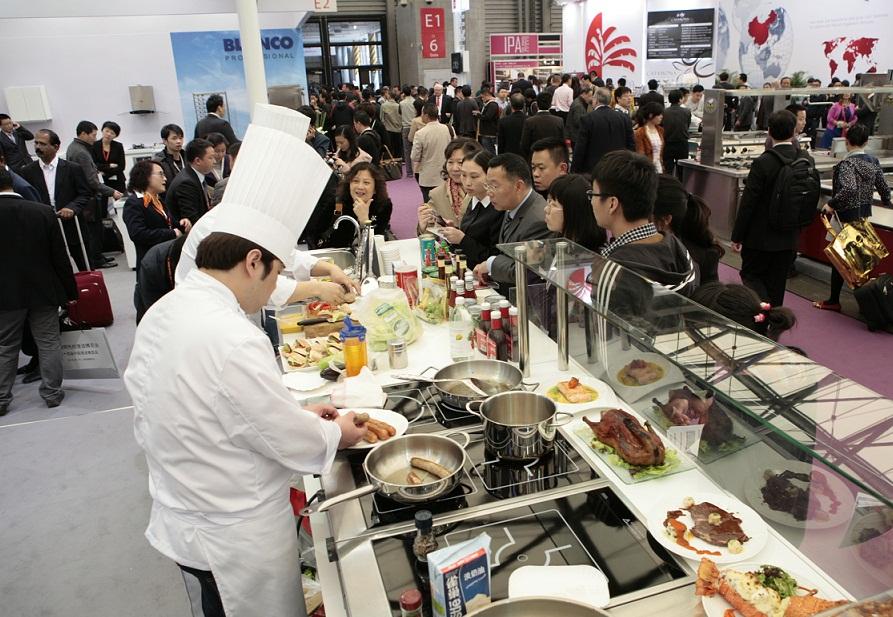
[296,237,891,617]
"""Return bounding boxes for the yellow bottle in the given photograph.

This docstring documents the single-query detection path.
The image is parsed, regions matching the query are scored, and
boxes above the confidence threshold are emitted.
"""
[340,317,368,377]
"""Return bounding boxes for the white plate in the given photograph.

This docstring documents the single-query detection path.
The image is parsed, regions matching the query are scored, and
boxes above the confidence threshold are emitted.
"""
[700,562,841,617]
[533,370,618,411]
[508,565,610,608]
[345,408,409,449]
[646,491,768,564]
[282,370,328,393]
[743,462,854,530]
[604,351,684,404]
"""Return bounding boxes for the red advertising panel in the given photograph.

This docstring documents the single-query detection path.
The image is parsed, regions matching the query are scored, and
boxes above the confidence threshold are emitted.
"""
[420,8,446,59]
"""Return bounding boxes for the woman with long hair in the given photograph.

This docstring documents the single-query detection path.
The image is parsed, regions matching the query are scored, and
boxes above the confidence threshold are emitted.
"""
[329,162,393,247]
[653,174,725,284]
[331,124,371,173]
[416,138,479,234]
[544,174,606,252]
[437,149,504,268]
[634,102,665,172]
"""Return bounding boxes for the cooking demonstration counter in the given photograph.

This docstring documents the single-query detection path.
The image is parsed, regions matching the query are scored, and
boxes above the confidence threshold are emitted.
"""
[296,238,892,617]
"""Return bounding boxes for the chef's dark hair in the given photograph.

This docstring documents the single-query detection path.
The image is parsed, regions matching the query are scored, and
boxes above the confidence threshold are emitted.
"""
[195,232,278,278]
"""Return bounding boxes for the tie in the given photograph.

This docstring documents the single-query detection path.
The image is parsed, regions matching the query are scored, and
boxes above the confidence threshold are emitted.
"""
[499,212,511,243]
[437,96,441,111]
[201,181,210,211]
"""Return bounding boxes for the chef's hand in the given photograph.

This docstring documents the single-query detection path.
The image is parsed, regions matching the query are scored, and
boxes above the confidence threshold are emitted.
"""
[439,220,464,244]
[335,412,367,449]
[473,261,490,284]
[305,403,339,421]
[417,204,435,230]
[731,242,742,253]
[311,280,351,305]
[329,266,360,296]
[58,207,75,220]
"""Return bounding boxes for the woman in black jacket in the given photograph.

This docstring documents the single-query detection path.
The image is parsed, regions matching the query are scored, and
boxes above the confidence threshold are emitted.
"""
[92,121,127,193]
[328,162,393,248]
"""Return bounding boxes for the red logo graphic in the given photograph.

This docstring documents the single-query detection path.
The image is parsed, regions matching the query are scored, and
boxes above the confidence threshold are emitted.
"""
[823,36,878,77]
[747,10,778,46]
[585,13,637,76]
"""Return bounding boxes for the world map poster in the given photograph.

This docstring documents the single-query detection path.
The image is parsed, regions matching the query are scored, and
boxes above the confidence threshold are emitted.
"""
[715,0,890,85]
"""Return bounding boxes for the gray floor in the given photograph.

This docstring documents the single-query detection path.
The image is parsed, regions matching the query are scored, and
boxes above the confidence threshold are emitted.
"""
[0,255,193,616]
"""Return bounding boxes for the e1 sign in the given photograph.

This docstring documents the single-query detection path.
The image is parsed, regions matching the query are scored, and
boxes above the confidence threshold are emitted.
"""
[420,7,446,59]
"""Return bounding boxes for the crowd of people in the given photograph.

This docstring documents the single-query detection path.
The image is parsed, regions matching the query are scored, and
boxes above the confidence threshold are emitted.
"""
[1,67,888,416]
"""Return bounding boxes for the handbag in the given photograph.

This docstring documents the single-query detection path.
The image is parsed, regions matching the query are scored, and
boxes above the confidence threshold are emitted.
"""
[380,145,403,182]
[821,213,890,288]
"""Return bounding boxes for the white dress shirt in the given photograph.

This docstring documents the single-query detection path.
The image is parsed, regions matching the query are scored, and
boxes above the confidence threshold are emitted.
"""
[468,196,491,212]
[552,84,574,112]
[41,156,58,207]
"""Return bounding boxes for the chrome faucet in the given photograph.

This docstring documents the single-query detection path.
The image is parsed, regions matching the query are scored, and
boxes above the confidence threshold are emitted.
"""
[333,215,361,254]
[356,218,378,288]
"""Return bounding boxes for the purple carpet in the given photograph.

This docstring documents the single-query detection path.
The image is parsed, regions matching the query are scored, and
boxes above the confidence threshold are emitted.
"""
[386,176,424,241]
[386,181,892,399]
[719,263,892,399]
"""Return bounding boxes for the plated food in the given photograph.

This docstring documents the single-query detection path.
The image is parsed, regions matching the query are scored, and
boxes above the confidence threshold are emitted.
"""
[647,493,768,563]
[578,410,686,482]
[617,359,665,387]
[546,376,599,404]
[696,558,846,617]
[345,408,410,449]
[280,334,342,371]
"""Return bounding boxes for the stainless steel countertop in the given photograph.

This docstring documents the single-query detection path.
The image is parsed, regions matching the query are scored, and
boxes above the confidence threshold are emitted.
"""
[679,155,893,179]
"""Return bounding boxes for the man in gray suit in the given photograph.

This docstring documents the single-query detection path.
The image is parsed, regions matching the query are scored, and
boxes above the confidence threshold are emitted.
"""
[472,153,553,293]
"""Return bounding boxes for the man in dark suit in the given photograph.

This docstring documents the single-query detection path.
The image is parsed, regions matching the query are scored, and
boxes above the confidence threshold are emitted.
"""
[0,168,78,414]
[454,85,479,138]
[661,90,692,176]
[731,110,807,308]
[19,129,92,271]
[431,83,453,125]
[353,110,381,166]
[571,87,635,175]
[194,94,239,145]
[511,72,532,95]
[0,114,34,170]
[638,80,665,107]
[165,138,216,226]
[520,92,564,161]
[498,94,527,157]
[0,151,40,202]
[471,153,553,294]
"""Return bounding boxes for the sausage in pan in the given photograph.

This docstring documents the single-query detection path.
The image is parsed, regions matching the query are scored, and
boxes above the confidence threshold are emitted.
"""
[410,457,453,479]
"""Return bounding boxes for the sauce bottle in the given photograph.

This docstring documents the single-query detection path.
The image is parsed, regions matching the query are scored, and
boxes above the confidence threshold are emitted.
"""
[340,317,368,377]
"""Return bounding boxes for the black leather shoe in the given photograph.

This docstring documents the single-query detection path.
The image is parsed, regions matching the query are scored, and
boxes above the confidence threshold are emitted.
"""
[22,371,41,384]
[96,261,118,269]
[17,359,38,375]
[45,392,65,408]
[0,404,8,417]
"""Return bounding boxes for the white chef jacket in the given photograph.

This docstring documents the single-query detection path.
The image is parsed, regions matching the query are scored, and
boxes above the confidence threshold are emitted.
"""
[125,268,341,615]
[174,206,319,307]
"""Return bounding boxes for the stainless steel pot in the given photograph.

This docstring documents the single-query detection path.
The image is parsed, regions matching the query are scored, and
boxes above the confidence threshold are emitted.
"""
[300,432,470,515]
[466,392,572,461]
[467,597,610,616]
[419,360,539,408]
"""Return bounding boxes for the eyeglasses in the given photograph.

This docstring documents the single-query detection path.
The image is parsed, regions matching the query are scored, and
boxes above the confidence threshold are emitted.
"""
[586,190,613,200]
[483,182,497,192]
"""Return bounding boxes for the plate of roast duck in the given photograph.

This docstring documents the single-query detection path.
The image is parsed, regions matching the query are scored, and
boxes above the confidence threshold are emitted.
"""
[696,558,847,617]
[646,492,768,564]
[573,408,692,484]
[648,386,752,463]
[605,352,684,403]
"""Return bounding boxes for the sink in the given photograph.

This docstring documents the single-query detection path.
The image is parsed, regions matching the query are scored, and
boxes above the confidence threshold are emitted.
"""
[307,248,356,273]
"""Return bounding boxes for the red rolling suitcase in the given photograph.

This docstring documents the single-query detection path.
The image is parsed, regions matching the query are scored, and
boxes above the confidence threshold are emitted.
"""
[58,217,114,327]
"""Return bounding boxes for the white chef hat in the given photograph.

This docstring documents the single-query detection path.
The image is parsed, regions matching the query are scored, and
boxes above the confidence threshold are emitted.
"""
[211,103,331,264]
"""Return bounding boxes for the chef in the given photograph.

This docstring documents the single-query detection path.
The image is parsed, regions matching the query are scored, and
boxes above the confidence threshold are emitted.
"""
[175,104,359,307]
[124,104,367,617]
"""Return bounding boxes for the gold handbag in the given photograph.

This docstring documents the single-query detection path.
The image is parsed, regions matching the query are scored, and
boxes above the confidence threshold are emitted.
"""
[821,213,890,288]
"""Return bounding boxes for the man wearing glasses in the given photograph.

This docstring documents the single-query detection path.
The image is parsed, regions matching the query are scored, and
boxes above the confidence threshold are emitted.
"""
[589,150,698,296]
[472,153,553,292]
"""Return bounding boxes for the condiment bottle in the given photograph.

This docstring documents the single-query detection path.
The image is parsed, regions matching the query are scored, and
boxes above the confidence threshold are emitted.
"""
[498,299,511,320]
[413,510,438,563]
[340,317,368,377]
[477,302,492,356]
[508,306,520,362]
[449,297,473,362]
[464,273,475,299]
[487,312,507,361]
[448,275,459,308]
[436,250,446,281]
[399,588,422,617]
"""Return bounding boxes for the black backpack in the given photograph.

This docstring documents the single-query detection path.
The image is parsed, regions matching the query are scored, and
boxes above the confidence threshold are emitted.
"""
[766,148,821,230]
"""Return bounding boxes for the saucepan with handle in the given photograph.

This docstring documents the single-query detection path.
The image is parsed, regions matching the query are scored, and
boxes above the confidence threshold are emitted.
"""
[411,360,540,409]
[466,391,573,461]
[300,432,471,516]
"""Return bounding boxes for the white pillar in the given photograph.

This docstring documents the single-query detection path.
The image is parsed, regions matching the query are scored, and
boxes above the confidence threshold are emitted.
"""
[236,0,268,118]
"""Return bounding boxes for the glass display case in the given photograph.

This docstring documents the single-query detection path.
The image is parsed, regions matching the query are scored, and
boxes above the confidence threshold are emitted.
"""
[500,238,893,600]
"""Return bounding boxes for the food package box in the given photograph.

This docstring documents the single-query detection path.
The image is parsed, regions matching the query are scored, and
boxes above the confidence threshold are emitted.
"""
[428,533,491,617]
